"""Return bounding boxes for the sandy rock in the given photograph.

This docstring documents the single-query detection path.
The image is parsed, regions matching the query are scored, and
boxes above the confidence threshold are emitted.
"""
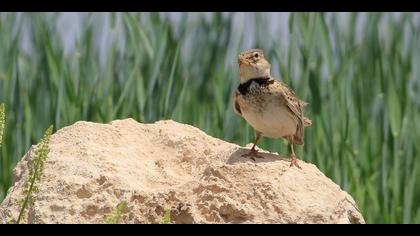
[0,119,364,224]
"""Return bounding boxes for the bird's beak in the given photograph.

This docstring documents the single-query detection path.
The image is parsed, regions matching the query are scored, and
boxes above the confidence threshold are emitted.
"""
[238,58,246,65]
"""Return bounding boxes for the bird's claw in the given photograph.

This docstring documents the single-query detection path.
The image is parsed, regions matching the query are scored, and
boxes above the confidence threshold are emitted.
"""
[241,149,264,161]
[280,155,302,169]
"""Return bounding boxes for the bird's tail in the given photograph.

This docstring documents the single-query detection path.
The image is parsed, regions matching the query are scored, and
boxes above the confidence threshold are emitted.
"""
[303,117,312,127]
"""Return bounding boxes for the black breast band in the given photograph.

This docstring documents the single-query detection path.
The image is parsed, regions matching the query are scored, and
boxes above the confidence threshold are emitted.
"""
[238,77,272,95]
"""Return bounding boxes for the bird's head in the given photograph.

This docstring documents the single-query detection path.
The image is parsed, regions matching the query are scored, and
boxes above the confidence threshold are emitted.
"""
[238,49,271,84]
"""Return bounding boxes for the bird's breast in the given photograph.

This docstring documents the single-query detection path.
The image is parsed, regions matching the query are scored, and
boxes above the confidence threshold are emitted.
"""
[240,94,297,139]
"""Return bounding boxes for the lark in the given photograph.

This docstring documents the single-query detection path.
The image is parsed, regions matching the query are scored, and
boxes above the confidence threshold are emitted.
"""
[233,49,312,169]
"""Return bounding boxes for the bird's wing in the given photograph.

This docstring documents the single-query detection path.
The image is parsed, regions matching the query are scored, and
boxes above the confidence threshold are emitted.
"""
[233,90,242,116]
[274,80,308,145]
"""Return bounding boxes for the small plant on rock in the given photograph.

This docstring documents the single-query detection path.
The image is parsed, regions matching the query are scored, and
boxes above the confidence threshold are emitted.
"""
[105,200,128,224]
[0,103,4,150]
[16,125,53,224]
[159,210,172,224]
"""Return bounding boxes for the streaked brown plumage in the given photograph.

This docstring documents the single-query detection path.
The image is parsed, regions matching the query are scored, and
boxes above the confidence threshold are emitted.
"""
[233,49,312,168]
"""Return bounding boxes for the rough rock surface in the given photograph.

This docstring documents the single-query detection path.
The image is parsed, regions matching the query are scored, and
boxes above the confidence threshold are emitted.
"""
[0,119,365,224]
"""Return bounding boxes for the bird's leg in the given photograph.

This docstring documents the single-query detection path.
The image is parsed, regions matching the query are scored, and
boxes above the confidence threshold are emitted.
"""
[241,131,264,161]
[289,143,301,169]
[280,137,302,169]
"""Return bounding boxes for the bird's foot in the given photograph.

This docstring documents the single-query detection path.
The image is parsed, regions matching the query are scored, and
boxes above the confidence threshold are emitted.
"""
[241,148,264,161]
[280,155,302,169]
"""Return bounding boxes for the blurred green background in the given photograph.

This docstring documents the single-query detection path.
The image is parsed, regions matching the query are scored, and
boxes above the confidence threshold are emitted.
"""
[0,12,419,223]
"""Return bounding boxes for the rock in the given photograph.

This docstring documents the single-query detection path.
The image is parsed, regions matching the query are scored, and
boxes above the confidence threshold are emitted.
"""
[0,119,365,224]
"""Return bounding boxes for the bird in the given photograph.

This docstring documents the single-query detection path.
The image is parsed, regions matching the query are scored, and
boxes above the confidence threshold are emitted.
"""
[233,48,312,169]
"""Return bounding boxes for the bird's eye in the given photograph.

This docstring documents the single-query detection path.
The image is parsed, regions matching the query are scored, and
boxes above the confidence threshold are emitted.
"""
[254,53,259,58]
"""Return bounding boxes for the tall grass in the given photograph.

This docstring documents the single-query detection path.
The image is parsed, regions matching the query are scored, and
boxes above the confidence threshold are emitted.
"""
[0,12,419,223]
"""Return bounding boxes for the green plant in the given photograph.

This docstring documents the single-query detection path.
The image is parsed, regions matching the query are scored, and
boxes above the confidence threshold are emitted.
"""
[0,103,4,199]
[16,125,53,224]
[159,210,171,224]
[0,103,4,150]
[104,201,127,224]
